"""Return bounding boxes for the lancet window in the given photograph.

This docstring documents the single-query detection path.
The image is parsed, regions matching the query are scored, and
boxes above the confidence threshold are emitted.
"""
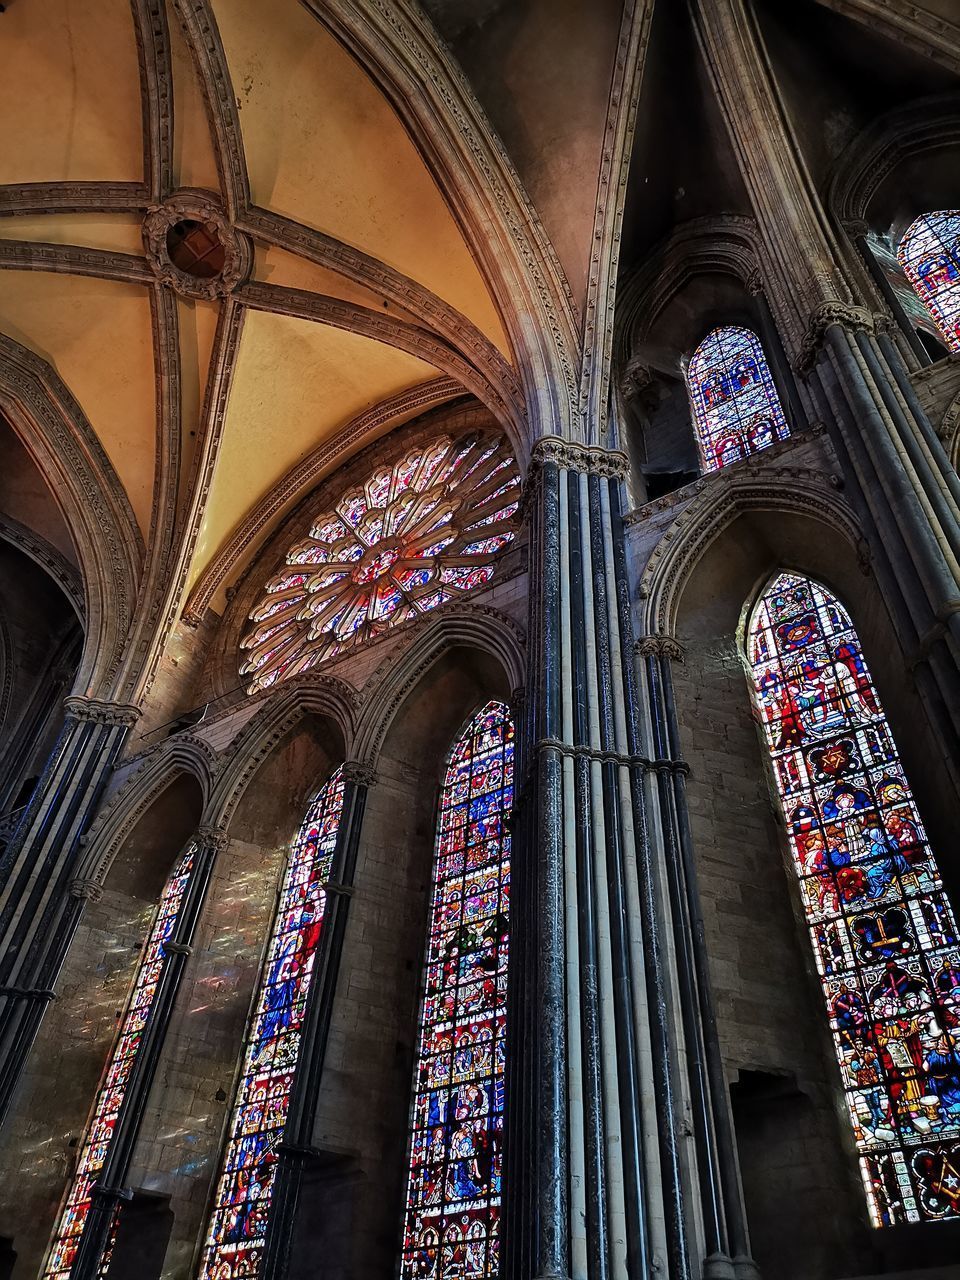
[198,769,345,1279]
[43,842,198,1280]
[898,212,960,355]
[241,434,520,693]
[747,572,960,1227]
[686,326,790,473]
[401,702,514,1278]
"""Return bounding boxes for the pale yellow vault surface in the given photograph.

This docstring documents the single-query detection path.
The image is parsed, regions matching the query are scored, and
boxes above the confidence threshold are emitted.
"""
[189,311,441,594]
[168,0,222,194]
[211,0,512,358]
[0,0,143,185]
[0,273,156,536]
[0,215,146,257]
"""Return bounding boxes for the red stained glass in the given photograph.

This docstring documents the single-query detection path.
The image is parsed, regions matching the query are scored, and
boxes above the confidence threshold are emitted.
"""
[198,771,345,1280]
[43,844,197,1280]
[401,703,514,1279]
[898,212,960,355]
[687,326,790,473]
[748,573,960,1227]
[242,436,519,692]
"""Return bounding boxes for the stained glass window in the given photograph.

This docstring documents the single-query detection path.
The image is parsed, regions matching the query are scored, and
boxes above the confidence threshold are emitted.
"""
[898,212,960,355]
[401,702,514,1279]
[43,842,197,1280]
[241,434,520,693]
[199,769,345,1280]
[748,572,960,1227]
[686,326,790,473]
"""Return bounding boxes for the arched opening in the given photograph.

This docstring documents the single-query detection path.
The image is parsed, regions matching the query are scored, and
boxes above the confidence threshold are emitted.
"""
[897,211,960,356]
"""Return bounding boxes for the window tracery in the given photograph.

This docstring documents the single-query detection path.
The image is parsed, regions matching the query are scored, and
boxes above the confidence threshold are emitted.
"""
[897,212,960,355]
[198,769,345,1280]
[686,326,790,473]
[241,435,520,693]
[43,842,198,1280]
[747,572,960,1227]
[401,702,514,1279]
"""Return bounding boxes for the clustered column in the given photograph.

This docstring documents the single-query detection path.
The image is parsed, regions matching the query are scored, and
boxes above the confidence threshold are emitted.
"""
[512,438,691,1280]
[0,695,140,1124]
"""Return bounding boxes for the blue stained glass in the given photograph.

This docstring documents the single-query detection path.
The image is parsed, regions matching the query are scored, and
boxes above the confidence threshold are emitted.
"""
[401,703,514,1279]
[898,212,960,355]
[198,770,345,1280]
[748,573,960,1227]
[686,326,790,473]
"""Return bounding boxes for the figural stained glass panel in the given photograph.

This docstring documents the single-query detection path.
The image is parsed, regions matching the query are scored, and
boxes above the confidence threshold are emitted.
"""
[686,326,790,473]
[898,212,960,355]
[241,434,520,693]
[401,702,514,1279]
[198,769,345,1280]
[748,573,960,1227]
[43,842,197,1280]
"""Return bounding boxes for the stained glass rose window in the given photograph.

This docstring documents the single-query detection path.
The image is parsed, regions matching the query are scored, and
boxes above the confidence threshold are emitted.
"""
[241,433,520,692]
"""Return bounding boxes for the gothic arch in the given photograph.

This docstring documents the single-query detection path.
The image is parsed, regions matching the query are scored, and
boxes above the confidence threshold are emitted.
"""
[0,335,142,695]
[206,676,356,829]
[636,466,864,640]
[827,93,960,231]
[74,735,216,888]
[353,604,526,767]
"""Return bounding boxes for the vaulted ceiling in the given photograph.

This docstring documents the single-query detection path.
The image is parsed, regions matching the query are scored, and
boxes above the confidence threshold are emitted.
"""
[0,0,956,659]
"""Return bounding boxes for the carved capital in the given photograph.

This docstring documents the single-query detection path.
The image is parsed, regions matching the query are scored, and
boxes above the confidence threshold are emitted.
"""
[142,190,251,301]
[339,761,378,790]
[196,824,230,854]
[635,634,685,663]
[795,302,879,374]
[64,696,142,727]
[69,877,103,903]
[529,436,630,481]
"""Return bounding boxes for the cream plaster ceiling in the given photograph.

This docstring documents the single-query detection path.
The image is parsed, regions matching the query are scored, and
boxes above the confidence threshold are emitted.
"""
[0,272,156,535]
[188,311,439,593]
[0,0,521,631]
[0,0,144,185]
[210,0,512,356]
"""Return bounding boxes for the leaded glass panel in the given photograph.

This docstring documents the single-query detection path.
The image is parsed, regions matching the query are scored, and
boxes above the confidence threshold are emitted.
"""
[686,326,790,473]
[401,702,514,1279]
[748,572,960,1226]
[898,212,960,355]
[198,769,345,1279]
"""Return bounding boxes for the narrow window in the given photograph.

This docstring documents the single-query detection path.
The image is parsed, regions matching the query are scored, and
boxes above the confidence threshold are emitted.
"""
[198,769,345,1279]
[43,843,197,1279]
[401,702,514,1278]
[686,326,790,473]
[897,212,960,355]
[747,572,960,1226]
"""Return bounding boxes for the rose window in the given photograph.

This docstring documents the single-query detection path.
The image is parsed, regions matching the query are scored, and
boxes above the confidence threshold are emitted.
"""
[241,432,520,692]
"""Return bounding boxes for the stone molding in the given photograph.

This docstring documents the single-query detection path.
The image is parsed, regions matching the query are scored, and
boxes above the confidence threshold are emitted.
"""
[69,878,104,903]
[142,190,252,300]
[795,302,893,374]
[196,824,230,854]
[528,436,631,480]
[339,761,379,789]
[635,634,686,663]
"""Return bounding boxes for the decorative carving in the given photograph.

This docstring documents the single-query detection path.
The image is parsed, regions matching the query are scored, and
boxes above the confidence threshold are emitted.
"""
[69,878,104,903]
[142,191,251,300]
[635,635,686,663]
[795,303,881,374]
[64,697,142,728]
[528,436,630,481]
[339,761,379,789]
[196,824,230,854]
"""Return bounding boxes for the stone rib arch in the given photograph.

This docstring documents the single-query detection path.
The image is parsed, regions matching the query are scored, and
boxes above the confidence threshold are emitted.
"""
[74,735,216,889]
[636,467,864,641]
[0,335,142,696]
[352,603,525,768]
[206,676,356,830]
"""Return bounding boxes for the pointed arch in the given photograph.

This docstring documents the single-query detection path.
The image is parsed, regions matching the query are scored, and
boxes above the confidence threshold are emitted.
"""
[898,212,960,355]
[686,326,790,473]
[745,570,960,1227]
[400,700,514,1277]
